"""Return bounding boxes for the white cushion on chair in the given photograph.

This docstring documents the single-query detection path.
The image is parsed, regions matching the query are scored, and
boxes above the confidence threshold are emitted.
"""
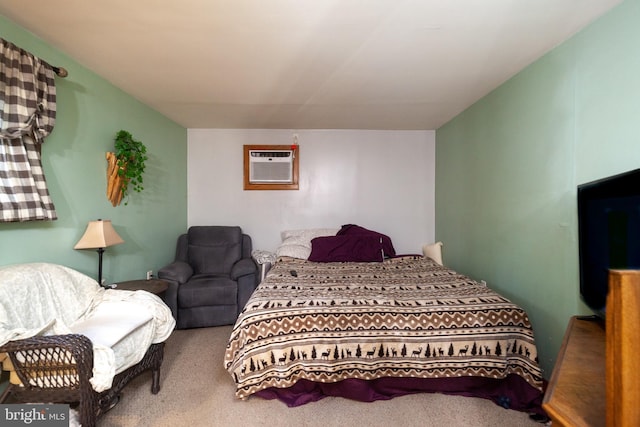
[70,301,153,348]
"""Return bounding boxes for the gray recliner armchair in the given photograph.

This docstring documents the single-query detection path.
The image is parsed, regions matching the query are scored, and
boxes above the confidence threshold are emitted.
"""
[157,226,259,329]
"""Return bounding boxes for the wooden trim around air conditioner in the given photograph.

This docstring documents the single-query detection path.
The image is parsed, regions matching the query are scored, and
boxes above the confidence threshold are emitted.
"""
[243,144,299,190]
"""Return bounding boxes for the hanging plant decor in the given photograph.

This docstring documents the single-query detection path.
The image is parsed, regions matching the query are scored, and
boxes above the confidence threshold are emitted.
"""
[106,130,147,206]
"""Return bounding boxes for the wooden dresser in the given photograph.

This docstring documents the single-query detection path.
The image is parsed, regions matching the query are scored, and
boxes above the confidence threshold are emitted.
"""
[543,270,640,427]
[542,316,605,427]
[606,270,640,426]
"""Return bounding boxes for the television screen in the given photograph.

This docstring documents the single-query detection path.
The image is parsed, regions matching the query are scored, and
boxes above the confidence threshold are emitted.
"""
[577,168,640,317]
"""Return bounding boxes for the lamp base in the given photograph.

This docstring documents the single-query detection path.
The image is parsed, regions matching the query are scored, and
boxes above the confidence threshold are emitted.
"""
[97,247,105,286]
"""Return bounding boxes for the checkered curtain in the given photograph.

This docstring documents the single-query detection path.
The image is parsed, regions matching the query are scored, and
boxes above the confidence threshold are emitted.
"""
[0,38,58,222]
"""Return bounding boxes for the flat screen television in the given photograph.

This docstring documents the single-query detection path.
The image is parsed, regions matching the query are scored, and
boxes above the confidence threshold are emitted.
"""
[577,168,640,318]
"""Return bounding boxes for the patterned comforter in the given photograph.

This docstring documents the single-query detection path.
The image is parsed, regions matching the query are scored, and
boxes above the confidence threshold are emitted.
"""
[224,256,544,401]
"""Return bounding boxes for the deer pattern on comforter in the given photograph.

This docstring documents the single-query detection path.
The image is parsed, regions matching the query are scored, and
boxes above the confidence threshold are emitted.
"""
[224,256,544,399]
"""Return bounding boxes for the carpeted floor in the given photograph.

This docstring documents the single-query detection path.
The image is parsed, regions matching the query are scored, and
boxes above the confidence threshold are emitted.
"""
[100,327,546,427]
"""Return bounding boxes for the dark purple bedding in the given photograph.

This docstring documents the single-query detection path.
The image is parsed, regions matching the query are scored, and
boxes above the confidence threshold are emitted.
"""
[255,375,545,415]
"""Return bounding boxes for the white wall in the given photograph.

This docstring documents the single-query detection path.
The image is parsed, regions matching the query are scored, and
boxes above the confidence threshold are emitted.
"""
[188,129,435,254]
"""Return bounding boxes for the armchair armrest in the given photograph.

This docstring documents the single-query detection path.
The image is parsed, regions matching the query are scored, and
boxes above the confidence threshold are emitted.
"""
[0,334,93,390]
[158,261,193,284]
[157,261,192,322]
[231,258,258,281]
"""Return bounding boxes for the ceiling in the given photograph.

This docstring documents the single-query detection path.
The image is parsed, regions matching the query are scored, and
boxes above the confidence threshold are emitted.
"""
[0,0,620,130]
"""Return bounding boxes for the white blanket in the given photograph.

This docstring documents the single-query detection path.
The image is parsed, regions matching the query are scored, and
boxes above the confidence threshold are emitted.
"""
[0,263,175,392]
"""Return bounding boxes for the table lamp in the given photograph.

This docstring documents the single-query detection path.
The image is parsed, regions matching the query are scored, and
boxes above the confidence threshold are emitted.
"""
[74,219,124,286]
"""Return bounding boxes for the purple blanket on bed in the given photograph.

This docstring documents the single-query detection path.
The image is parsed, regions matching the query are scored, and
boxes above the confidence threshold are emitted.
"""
[255,375,545,415]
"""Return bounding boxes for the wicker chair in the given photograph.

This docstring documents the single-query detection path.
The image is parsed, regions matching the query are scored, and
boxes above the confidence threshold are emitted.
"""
[0,335,164,427]
[0,263,175,427]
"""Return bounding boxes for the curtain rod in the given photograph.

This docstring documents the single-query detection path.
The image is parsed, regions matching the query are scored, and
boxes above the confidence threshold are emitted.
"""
[52,66,68,78]
[1,37,68,78]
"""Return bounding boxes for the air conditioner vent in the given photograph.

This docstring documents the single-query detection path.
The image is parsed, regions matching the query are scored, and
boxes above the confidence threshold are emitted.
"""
[251,151,291,158]
[249,149,293,183]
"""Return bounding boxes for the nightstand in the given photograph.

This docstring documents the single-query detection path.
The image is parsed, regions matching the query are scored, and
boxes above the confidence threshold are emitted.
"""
[113,279,169,296]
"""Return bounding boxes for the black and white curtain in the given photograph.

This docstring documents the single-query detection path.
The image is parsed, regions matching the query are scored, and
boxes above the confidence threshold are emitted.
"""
[0,37,58,222]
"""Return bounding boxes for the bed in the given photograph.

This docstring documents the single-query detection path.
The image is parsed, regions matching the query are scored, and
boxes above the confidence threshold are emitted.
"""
[224,227,545,415]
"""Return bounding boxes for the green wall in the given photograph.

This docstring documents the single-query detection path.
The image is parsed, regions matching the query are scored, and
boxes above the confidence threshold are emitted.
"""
[436,1,639,377]
[0,16,188,283]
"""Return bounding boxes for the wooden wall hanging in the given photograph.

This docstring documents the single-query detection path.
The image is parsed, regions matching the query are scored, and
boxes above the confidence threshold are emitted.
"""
[106,152,125,206]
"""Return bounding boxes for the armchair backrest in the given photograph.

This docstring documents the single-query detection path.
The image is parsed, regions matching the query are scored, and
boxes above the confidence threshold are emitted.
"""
[181,226,246,275]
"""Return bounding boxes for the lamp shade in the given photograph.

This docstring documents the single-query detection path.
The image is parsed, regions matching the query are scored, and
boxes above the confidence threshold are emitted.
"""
[74,219,124,249]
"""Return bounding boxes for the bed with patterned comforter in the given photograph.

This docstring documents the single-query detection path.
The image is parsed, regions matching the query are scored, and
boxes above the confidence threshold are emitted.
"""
[224,255,545,413]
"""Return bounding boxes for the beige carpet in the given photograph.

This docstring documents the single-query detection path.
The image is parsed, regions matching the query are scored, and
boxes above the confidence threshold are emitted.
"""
[100,327,545,427]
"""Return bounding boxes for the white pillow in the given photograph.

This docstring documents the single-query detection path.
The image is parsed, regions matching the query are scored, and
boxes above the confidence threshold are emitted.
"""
[276,244,312,260]
[276,228,339,259]
[422,241,443,265]
[280,228,339,244]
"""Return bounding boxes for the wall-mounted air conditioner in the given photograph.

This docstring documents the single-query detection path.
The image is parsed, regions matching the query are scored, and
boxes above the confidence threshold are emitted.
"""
[249,150,294,183]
